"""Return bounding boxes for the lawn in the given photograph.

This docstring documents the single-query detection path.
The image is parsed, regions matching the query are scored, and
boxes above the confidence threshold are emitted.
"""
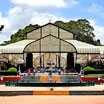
[84,74,104,77]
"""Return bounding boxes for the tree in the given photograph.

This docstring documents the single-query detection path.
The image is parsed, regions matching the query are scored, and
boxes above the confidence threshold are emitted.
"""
[3,24,40,45]
[55,19,100,45]
[2,19,101,45]
[0,25,4,31]
[96,39,101,46]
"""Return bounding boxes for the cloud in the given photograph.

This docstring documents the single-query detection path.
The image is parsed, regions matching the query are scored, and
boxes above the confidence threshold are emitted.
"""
[4,0,104,46]
[67,0,78,8]
[10,0,78,8]
[30,13,68,25]
[0,0,79,43]
[1,7,104,45]
[0,6,68,43]
[11,0,67,8]
[94,26,104,44]
[85,3,104,44]
[89,19,104,44]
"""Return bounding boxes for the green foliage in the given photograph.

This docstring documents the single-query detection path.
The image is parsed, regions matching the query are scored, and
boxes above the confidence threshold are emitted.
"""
[3,24,40,45]
[55,19,100,45]
[7,67,17,72]
[1,18,101,45]
[0,25,4,31]
[84,74,104,77]
[0,62,8,70]
[31,76,34,79]
[82,66,95,71]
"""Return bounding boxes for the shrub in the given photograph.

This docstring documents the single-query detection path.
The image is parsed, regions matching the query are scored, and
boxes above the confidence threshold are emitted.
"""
[0,62,8,70]
[82,66,95,71]
[7,67,17,72]
[0,71,17,75]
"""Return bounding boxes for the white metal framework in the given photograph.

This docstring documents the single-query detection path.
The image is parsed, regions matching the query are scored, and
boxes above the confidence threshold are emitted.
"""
[0,37,101,54]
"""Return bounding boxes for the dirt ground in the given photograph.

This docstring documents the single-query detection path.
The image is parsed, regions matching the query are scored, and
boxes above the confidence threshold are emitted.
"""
[0,95,104,104]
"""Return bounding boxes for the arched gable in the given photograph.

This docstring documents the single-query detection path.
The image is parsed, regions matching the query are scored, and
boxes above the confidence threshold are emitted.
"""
[24,35,76,53]
[27,23,73,40]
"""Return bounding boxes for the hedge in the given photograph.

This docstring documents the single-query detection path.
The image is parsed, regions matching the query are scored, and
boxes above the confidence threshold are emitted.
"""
[7,67,17,73]
[82,66,95,71]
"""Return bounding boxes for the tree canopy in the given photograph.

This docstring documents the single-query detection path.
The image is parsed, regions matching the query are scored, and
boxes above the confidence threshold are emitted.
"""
[2,19,101,45]
[55,19,100,45]
[0,25,4,32]
[3,24,40,45]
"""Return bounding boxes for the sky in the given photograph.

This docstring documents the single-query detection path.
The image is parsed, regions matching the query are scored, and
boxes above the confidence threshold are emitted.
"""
[0,0,104,44]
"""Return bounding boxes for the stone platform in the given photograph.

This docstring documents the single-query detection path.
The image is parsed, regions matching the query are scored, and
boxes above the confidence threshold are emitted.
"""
[0,85,104,95]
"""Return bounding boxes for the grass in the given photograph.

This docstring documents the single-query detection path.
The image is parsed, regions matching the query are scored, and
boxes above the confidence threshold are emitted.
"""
[84,74,104,77]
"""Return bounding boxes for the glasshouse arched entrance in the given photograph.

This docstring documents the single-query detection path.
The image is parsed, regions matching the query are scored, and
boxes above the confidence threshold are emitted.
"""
[23,35,77,71]
[0,23,100,73]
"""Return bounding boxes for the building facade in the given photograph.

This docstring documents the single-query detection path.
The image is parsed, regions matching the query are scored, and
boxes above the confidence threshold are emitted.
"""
[0,23,102,70]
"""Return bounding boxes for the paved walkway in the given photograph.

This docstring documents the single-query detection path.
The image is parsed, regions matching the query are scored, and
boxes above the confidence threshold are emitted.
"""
[0,96,104,104]
[0,84,104,91]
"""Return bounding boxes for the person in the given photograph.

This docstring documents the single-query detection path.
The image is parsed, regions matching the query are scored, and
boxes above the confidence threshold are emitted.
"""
[61,68,64,74]
[27,68,31,75]
[58,68,61,75]
[80,69,84,75]
[40,66,45,73]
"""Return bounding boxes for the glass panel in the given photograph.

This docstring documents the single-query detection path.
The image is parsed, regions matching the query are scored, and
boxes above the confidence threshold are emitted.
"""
[41,36,59,52]
[24,35,76,53]
[24,40,40,52]
[61,40,76,52]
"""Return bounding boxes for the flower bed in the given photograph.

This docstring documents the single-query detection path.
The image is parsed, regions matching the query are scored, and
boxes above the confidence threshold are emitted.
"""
[80,76,104,84]
[0,76,21,83]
